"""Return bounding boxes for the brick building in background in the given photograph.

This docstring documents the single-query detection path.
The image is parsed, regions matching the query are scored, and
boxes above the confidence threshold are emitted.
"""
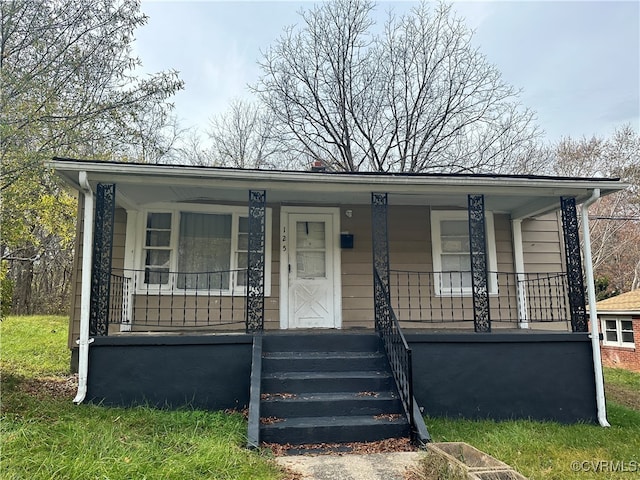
[597,289,640,372]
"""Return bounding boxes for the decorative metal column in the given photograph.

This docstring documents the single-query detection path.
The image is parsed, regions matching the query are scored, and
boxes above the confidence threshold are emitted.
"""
[468,194,491,332]
[246,190,266,332]
[89,183,116,336]
[560,197,587,332]
[372,193,391,332]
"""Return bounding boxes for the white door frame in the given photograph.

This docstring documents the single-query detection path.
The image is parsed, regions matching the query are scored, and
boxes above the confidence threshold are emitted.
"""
[279,206,342,329]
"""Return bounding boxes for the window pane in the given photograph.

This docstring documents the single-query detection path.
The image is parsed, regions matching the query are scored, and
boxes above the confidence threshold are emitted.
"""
[442,254,470,272]
[297,251,326,278]
[145,250,170,267]
[180,213,231,238]
[621,320,633,331]
[296,221,325,249]
[146,230,171,247]
[442,271,471,290]
[606,331,618,342]
[177,213,231,289]
[605,320,617,330]
[239,216,249,233]
[176,271,229,290]
[144,268,169,285]
[441,220,468,236]
[236,252,248,287]
[147,213,171,229]
[442,237,470,253]
[622,331,634,343]
[237,252,248,269]
[237,233,248,250]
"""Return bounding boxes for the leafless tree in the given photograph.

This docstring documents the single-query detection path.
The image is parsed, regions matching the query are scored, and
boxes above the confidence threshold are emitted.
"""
[173,129,217,166]
[254,0,540,173]
[553,125,640,293]
[207,99,285,169]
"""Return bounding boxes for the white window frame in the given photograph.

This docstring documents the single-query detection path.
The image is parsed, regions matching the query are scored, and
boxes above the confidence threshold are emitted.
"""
[430,210,498,296]
[135,203,272,296]
[601,317,635,348]
[141,211,173,286]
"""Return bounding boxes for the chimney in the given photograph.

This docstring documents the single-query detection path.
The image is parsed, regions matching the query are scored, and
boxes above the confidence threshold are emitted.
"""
[310,160,326,172]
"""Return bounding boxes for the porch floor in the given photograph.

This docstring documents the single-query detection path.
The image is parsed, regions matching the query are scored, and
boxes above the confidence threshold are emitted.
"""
[108,326,576,341]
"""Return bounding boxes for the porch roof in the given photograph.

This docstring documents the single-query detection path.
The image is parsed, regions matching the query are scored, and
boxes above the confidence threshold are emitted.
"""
[50,157,626,219]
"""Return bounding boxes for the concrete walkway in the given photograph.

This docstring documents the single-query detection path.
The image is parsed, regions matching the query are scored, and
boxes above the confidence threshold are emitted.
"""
[275,452,422,480]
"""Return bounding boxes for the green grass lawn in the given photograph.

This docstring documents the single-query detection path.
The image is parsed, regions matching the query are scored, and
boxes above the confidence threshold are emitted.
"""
[2,315,640,480]
[1,315,288,480]
[426,402,640,479]
[0,314,70,377]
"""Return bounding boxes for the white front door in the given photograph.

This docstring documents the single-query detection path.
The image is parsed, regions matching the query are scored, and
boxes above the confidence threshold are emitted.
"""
[281,209,341,329]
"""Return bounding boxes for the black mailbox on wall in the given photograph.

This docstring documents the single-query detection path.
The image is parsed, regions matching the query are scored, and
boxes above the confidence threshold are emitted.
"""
[340,233,354,249]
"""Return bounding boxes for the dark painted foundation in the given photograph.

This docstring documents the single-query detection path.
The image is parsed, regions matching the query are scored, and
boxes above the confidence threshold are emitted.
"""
[85,332,598,423]
[87,335,253,410]
[407,332,598,423]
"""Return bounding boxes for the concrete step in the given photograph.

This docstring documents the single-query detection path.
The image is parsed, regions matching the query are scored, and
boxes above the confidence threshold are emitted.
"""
[260,414,410,445]
[261,370,395,394]
[262,333,381,353]
[255,331,412,446]
[261,390,403,418]
[262,350,387,373]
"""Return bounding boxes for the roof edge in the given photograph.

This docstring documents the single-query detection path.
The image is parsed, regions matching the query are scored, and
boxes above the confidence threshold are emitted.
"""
[49,156,625,185]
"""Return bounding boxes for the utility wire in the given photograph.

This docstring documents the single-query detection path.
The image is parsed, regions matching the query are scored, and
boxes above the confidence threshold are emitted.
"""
[588,216,640,221]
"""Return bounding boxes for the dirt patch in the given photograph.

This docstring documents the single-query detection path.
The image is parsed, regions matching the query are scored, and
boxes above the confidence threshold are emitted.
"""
[12,374,78,399]
[606,383,640,411]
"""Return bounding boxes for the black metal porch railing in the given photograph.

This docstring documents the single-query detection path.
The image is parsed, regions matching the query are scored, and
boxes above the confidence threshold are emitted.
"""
[390,270,570,325]
[108,269,247,329]
[373,268,414,436]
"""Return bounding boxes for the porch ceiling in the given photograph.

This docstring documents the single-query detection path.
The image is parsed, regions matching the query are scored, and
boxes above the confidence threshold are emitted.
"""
[51,158,626,219]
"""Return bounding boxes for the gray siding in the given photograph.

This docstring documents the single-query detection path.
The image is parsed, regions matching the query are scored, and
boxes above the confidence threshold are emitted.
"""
[521,212,564,272]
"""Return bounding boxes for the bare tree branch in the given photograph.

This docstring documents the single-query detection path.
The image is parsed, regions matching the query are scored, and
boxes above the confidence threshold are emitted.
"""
[254,0,540,173]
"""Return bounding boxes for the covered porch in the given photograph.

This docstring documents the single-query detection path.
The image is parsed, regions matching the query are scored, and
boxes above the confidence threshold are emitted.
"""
[49,159,623,336]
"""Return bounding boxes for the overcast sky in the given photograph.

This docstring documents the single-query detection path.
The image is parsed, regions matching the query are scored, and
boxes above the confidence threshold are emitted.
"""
[134,0,640,144]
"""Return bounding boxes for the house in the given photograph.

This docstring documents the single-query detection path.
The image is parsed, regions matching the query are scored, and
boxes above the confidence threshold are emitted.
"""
[597,289,640,372]
[50,157,624,445]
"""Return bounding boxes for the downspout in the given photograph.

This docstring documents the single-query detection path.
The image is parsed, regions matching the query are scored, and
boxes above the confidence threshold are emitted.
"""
[581,188,610,427]
[73,172,95,405]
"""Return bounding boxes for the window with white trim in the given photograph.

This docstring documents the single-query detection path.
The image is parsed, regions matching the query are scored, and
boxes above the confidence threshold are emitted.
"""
[601,318,635,348]
[144,212,172,285]
[430,210,497,295]
[140,205,270,294]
